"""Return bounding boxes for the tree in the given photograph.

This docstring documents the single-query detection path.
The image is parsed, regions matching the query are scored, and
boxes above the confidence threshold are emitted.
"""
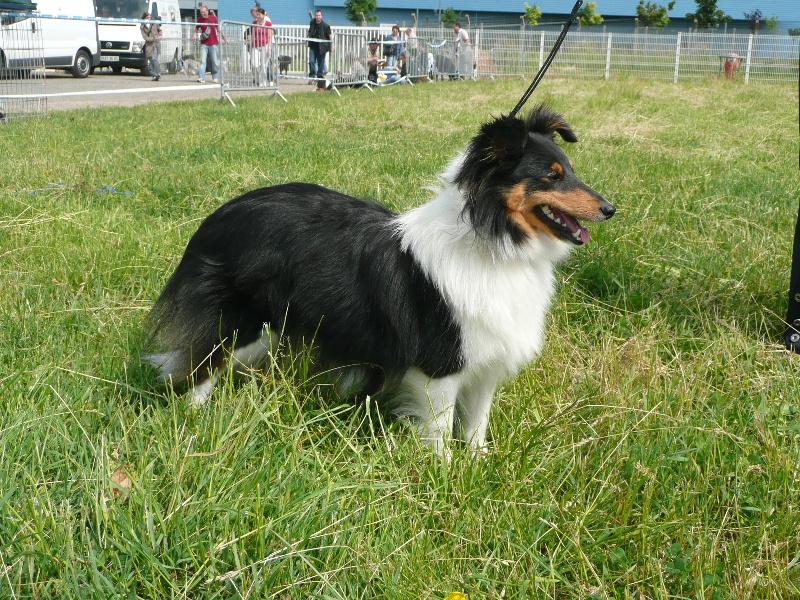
[744,9,778,33]
[685,0,731,29]
[577,2,603,28]
[440,7,462,27]
[524,3,542,26]
[763,15,778,31]
[636,0,676,29]
[344,0,377,25]
[744,8,763,32]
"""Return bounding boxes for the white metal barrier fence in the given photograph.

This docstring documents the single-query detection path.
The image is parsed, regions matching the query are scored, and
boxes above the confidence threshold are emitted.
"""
[403,36,430,82]
[463,28,798,84]
[2,18,797,119]
[218,21,284,105]
[327,32,371,93]
[0,11,46,119]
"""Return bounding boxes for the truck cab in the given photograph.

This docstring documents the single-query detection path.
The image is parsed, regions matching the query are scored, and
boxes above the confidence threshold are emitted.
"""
[97,0,181,74]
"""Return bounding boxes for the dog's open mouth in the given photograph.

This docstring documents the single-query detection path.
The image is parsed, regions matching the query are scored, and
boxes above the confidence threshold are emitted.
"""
[534,205,589,245]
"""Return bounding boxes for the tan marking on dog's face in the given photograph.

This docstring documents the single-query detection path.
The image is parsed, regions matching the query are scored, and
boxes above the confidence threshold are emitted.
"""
[504,181,608,238]
[505,183,550,237]
[540,162,564,183]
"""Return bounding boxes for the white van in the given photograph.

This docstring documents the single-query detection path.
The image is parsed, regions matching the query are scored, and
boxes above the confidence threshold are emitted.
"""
[96,0,181,75]
[0,0,100,78]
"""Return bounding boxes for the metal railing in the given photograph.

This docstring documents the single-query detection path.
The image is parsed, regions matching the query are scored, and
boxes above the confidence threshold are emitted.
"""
[2,16,797,119]
[218,21,285,105]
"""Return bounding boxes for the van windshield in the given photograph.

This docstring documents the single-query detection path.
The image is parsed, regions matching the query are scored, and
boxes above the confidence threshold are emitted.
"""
[96,1,150,19]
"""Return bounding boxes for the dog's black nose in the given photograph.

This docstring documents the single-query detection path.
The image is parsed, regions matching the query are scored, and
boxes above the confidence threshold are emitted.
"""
[600,202,616,219]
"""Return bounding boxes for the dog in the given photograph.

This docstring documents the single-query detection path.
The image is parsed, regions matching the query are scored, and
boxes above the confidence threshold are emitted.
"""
[277,55,291,75]
[182,56,199,78]
[144,105,615,455]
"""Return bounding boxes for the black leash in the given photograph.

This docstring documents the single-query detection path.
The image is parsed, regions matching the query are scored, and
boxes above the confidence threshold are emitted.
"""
[508,0,583,119]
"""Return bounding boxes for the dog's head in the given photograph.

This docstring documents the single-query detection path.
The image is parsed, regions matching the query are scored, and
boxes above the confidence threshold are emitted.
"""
[454,105,615,249]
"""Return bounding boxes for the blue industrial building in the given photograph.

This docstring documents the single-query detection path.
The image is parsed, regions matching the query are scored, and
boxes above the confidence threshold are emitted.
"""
[216,1,797,33]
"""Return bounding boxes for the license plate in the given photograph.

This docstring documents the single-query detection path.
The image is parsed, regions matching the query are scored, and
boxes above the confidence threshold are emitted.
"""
[105,56,119,61]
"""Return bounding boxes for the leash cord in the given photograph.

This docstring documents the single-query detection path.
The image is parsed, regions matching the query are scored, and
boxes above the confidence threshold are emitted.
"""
[508,0,583,119]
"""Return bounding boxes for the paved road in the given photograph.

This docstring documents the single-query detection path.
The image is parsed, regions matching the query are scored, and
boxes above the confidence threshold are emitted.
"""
[31,69,309,111]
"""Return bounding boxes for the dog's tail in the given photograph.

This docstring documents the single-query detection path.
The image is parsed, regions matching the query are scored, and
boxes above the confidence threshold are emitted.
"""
[143,254,235,382]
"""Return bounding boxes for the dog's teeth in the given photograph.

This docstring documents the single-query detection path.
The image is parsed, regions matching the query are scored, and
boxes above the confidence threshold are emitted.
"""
[542,206,553,217]
[573,230,581,240]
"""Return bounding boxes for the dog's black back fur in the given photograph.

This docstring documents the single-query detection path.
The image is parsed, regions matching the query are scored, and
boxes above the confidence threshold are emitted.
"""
[147,183,464,383]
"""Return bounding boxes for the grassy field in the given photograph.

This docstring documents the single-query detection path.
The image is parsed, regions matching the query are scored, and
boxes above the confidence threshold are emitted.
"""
[1,77,798,599]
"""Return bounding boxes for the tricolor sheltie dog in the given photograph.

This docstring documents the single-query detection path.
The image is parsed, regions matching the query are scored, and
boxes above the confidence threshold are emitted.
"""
[145,105,615,454]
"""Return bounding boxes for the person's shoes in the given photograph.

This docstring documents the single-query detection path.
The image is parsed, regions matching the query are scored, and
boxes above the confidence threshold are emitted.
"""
[197,78,204,83]
[212,78,219,83]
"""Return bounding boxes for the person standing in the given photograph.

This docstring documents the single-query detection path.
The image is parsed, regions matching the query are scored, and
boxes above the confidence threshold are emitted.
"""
[193,5,226,83]
[248,6,272,86]
[308,9,332,90]
[383,25,401,68]
[141,11,162,81]
[452,22,472,79]
[453,22,470,48]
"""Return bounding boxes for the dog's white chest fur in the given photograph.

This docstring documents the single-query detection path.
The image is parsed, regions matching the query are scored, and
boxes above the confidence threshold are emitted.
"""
[395,184,570,376]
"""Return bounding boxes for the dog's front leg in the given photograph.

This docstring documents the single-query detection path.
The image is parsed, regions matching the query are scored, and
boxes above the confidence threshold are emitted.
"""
[401,369,459,457]
[456,378,499,453]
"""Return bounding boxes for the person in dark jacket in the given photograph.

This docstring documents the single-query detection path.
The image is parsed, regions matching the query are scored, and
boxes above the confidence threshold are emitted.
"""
[308,9,332,90]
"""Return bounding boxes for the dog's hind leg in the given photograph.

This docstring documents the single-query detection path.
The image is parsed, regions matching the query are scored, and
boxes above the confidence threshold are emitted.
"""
[187,326,279,408]
[231,326,277,374]
[187,327,277,406]
[188,374,217,407]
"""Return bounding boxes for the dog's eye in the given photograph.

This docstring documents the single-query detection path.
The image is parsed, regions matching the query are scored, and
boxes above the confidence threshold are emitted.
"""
[546,171,562,181]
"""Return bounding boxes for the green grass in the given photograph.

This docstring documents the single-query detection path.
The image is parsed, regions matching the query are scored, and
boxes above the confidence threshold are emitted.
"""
[1,77,799,599]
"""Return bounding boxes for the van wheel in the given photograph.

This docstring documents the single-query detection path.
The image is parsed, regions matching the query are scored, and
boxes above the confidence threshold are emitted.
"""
[71,50,92,78]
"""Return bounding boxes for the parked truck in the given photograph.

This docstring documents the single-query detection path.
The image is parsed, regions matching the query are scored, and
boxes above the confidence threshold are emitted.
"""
[96,0,181,75]
[0,0,100,78]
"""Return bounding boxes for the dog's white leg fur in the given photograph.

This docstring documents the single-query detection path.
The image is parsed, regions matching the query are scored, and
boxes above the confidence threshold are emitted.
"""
[457,375,501,452]
[398,368,461,456]
[187,375,216,407]
[231,327,276,374]
[187,326,276,407]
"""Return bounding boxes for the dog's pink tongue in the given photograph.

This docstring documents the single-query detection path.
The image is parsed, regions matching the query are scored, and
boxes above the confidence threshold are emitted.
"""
[551,207,589,244]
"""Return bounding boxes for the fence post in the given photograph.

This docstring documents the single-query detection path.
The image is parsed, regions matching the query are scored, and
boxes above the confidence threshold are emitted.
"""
[673,32,681,84]
[744,34,753,84]
[605,33,612,80]
[538,30,545,70]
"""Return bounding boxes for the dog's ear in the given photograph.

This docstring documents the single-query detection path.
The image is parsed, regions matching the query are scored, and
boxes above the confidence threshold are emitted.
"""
[526,105,578,143]
[475,114,529,162]
[454,114,527,194]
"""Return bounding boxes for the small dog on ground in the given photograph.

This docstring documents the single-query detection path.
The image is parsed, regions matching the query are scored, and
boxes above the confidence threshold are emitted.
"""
[182,56,198,78]
[144,105,615,455]
[277,55,291,75]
